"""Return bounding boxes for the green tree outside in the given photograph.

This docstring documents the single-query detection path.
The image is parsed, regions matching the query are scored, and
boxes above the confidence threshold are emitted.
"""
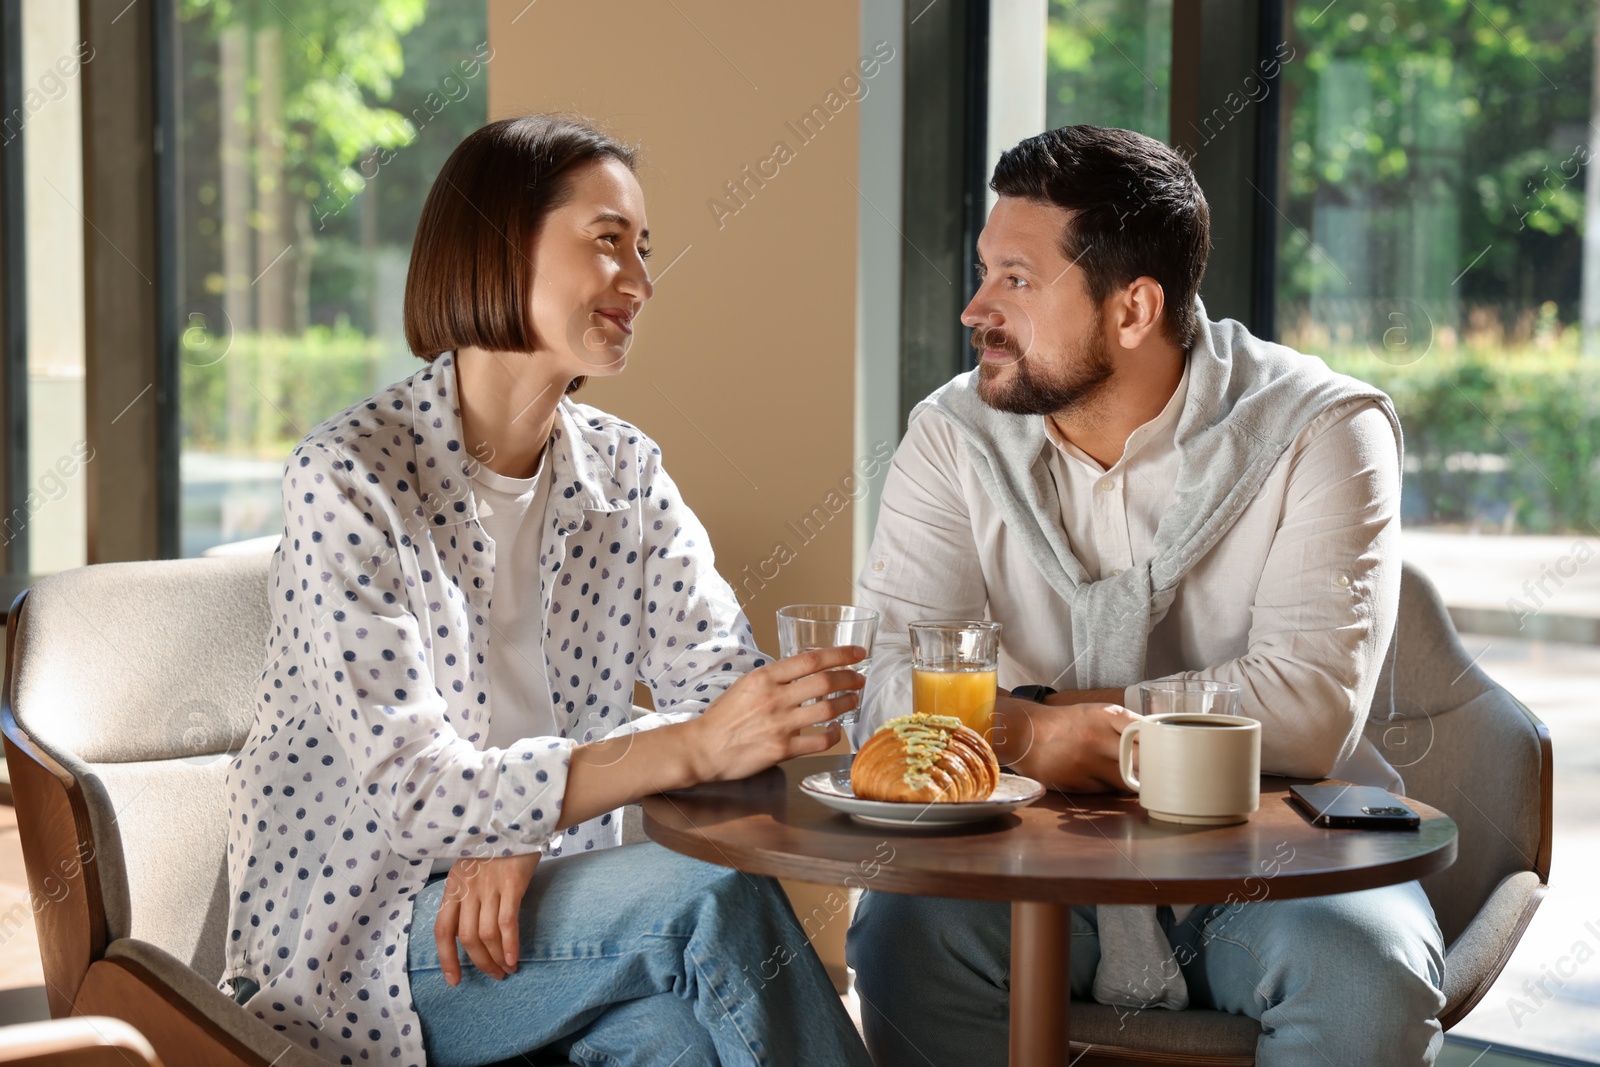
[1044,0,1597,531]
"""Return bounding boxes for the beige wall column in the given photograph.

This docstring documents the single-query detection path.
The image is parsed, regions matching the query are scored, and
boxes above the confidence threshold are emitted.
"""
[489,0,884,988]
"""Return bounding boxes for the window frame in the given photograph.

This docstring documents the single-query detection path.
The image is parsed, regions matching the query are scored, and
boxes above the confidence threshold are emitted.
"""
[897,0,990,435]
[1,0,29,574]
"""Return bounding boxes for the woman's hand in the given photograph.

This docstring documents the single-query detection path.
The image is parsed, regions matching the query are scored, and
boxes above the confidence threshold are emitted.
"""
[554,646,866,830]
[433,852,541,986]
[686,645,867,783]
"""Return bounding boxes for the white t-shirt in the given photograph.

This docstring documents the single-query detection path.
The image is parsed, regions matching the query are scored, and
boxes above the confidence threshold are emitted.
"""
[430,450,557,876]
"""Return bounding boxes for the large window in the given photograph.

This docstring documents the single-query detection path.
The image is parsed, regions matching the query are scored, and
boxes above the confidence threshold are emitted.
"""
[173,0,487,556]
[1045,0,1171,140]
[1277,0,1596,535]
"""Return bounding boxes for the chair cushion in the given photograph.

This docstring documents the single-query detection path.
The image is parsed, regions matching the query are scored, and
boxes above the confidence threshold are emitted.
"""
[7,557,270,981]
[10,555,270,765]
[1440,870,1542,1016]
[76,757,234,979]
[1364,689,1544,946]
[1364,565,1545,946]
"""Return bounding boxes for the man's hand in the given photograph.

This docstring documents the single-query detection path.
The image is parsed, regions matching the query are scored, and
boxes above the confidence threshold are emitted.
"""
[434,852,540,986]
[992,695,1141,793]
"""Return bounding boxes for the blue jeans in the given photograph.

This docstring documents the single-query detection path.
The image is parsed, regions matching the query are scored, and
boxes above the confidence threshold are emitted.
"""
[846,881,1446,1067]
[406,841,872,1067]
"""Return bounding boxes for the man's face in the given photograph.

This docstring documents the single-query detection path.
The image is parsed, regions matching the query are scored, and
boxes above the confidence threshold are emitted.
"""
[963,196,1113,417]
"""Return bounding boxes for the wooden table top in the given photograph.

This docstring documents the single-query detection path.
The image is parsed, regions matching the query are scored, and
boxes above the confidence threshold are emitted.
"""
[642,754,1458,906]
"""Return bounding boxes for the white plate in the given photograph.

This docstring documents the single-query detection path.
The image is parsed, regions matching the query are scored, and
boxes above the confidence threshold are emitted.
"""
[800,769,1046,828]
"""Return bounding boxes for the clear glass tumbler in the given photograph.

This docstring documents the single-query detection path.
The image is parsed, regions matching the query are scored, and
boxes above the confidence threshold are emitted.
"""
[1137,679,1242,717]
[776,604,879,727]
[908,620,1002,738]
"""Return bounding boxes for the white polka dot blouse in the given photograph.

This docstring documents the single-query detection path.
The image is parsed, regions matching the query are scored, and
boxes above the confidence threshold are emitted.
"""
[220,354,768,1065]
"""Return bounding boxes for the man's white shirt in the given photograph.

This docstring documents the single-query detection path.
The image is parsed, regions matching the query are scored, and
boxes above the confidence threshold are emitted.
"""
[854,360,1406,791]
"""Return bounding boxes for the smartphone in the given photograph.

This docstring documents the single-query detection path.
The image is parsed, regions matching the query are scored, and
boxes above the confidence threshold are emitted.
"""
[1289,784,1420,830]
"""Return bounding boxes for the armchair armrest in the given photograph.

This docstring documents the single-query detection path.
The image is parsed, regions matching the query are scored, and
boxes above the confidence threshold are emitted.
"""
[71,940,326,1067]
[0,1016,159,1066]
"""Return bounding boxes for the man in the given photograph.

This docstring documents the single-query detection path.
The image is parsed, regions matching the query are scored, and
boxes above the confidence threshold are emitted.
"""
[846,125,1444,1066]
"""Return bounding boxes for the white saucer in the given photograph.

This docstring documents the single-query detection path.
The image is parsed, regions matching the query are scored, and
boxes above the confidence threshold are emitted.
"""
[799,769,1046,828]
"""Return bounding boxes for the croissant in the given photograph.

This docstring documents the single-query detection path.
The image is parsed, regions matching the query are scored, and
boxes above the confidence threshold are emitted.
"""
[851,714,1001,803]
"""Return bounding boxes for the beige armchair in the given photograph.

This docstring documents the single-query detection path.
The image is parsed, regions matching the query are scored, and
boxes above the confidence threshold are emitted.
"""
[0,554,656,1067]
[1,555,324,1066]
[1066,562,1553,1064]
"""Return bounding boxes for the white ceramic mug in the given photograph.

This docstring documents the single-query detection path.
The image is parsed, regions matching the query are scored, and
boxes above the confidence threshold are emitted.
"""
[1119,713,1261,825]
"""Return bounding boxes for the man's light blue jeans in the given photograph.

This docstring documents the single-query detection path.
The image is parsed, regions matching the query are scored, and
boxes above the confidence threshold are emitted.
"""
[847,881,1446,1067]
[407,841,872,1067]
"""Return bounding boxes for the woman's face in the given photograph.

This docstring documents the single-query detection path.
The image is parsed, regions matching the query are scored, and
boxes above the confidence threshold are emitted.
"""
[527,157,653,379]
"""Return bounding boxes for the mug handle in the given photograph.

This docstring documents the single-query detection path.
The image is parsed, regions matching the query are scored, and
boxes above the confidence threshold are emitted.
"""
[1119,720,1144,791]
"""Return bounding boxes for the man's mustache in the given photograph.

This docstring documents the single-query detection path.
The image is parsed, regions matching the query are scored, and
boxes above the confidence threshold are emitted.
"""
[971,326,1023,359]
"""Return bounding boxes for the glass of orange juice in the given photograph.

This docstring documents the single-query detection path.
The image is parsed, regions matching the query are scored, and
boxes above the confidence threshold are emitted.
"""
[909,620,1002,738]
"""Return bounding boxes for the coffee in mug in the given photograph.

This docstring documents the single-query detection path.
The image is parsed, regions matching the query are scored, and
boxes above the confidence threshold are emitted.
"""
[1118,713,1261,825]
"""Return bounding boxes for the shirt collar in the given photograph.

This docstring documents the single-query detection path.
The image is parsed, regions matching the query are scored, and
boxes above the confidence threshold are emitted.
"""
[410,354,628,531]
[1046,356,1191,473]
[545,400,630,534]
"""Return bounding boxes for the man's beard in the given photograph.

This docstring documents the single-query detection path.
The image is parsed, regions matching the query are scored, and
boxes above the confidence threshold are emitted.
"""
[973,317,1115,417]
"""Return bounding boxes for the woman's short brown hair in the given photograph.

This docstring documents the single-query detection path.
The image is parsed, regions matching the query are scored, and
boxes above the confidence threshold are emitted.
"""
[403,114,638,390]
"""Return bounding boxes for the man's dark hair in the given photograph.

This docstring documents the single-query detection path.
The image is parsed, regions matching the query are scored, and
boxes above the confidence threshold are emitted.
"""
[404,114,638,393]
[990,125,1210,349]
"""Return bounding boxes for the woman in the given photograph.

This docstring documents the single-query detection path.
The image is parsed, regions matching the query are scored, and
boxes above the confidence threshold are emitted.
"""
[220,115,873,1067]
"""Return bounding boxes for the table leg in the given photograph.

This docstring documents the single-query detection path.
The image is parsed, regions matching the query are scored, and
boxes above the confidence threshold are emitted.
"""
[1010,900,1070,1067]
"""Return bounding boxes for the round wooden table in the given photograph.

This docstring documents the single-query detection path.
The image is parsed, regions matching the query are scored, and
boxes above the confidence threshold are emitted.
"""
[642,754,1458,1067]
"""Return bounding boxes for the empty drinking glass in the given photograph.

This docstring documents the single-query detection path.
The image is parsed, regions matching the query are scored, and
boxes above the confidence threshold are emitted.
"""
[1138,679,1242,717]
